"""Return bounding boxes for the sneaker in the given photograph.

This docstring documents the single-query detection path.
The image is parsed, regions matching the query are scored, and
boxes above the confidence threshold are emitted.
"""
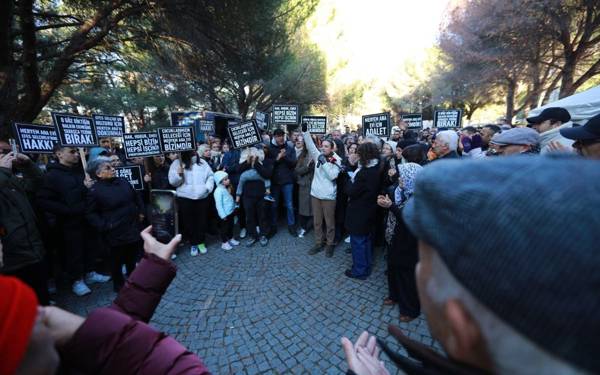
[85,271,111,284]
[221,242,233,251]
[298,228,306,238]
[308,244,324,255]
[229,239,240,246]
[325,245,334,258]
[264,194,275,202]
[190,246,199,257]
[344,236,351,244]
[198,243,207,254]
[240,228,247,239]
[47,278,57,295]
[259,236,269,246]
[72,280,91,296]
[246,238,258,247]
[171,253,177,260]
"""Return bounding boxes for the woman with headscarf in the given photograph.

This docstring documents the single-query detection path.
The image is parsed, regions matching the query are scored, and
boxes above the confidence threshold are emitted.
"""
[377,162,423,322]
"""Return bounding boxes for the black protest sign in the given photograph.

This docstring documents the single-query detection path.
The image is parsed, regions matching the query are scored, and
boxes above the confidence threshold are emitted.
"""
[115,165,144,190]
[255,111,269,130]
[51,112,98,147]
[272,104,300,125]
[434,109,463,129]
[12,123,58,154]
[301,115,327,134]
[362,112,390,137]
[92,114,125,137]
[401,113,423,129]
[227,120,262,149]
[123,132,161,158]
[158,127,195,153]
[197,119,215,133]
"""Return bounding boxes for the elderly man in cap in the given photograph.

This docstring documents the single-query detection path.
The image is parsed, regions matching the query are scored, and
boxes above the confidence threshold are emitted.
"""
[526,107,574,154]
[559,113,600,159]
[342,156,600,375]
[488,127,540,156]
[430,130,459,160]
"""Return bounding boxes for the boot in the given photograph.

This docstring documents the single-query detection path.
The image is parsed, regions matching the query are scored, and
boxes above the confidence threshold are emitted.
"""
[325,245,334,258]
[308,244,324,255]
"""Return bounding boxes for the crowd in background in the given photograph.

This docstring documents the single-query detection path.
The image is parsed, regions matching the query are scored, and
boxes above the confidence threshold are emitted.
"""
[1,106,599,374]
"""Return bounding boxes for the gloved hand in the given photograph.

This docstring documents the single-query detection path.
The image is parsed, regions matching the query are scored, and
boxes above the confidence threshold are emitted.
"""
[317,154,327,166]
[301,122,308,133]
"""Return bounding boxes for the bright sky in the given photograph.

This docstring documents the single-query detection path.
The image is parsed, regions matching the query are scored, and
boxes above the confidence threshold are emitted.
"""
[308,0,449,119]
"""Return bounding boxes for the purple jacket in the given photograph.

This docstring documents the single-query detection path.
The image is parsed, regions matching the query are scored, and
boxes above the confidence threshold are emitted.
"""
[61,254,211,374]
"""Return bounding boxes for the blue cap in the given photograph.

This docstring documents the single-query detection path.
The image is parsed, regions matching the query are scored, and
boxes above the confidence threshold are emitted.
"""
[403,156,600,372]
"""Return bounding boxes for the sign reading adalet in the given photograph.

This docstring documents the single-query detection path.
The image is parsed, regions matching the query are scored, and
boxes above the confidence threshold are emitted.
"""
[362,112,390,137]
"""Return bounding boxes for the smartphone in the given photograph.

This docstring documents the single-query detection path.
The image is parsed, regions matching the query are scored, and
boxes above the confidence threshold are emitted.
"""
[9,138,17,154]
[149,189,179,244]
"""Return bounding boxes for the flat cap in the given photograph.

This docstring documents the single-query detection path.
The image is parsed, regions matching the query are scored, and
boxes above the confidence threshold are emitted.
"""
[560,113,600,141]
[490,127,540,146]
[403,156,600,373]
[527,107,571,124]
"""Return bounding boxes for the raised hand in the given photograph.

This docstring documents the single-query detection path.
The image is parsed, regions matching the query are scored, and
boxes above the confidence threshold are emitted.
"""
[140,225,182,260]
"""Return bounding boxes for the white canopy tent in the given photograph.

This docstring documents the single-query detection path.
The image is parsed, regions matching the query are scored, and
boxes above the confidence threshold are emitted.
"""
[528,85,600,123]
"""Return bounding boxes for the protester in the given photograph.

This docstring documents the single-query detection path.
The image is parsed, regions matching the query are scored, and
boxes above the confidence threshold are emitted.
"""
[236,147,275,203]
[300,126,342,257]
[294,137,314,238]
[213,171,240,251]
[343,156,600,375]
[144,154,173,190]
[0,143,49,305]
[480,124,501,151]
[85,157,144,292]
[429,130,460,161]
[489,127,541,156]
[377,163,422,322]
[221,146,247,239]
[464,134,485,158]
[0,226,211,375]
[37,145,110,296]
[168,150,214,256]
[560,112,600,159]
[526,107,574,154]
[345,143,381,280]
[269,128,298,236]
[401,144,428,166]
[239,145,273,247]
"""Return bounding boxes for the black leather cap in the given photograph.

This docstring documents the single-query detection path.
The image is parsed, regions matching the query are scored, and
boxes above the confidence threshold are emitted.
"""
[527,107,571,125]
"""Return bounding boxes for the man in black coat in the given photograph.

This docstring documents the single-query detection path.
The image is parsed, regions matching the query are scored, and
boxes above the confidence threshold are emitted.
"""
[268,128,297,236]
[37,146,110,297]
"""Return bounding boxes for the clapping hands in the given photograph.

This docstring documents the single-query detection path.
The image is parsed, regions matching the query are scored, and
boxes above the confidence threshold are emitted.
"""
[341,331,390,375]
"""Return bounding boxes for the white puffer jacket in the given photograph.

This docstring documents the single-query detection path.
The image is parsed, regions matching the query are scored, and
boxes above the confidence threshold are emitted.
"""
[168,158,214,200]
[302,131,342,201]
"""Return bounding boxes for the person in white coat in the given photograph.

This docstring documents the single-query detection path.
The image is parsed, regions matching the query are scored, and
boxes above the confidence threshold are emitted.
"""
[168,149,214,256]
[301,123,343,257]
[526,107,574,154]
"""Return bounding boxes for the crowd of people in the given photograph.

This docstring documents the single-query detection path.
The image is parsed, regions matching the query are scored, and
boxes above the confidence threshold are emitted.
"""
[1,106,599,374]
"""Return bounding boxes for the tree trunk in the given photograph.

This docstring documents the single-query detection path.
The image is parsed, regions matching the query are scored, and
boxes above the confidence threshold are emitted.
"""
[505,78,516,124]
[560,52,577,98]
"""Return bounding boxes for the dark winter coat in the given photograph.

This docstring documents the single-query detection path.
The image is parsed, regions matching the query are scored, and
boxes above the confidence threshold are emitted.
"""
[388,204,418,267]
[239,159,274,199]
[60,253,211,374]
[345,160,381,235]
[86,177,144,247]
[222,149,241,186]
[36,162,88,228]
[150,163,173,190]
[0,163,45,273]
[269,141,297,185]
[294,152,314,217]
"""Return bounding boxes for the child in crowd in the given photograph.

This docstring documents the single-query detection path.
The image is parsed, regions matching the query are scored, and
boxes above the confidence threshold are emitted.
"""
[213,171,240,250]
[235,146,275,204]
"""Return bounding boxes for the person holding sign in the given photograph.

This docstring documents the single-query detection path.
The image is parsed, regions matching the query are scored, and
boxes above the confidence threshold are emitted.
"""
[301,123,343,258]
[37,145,110,297]
[85,157,145,293]
[168,150,215,256]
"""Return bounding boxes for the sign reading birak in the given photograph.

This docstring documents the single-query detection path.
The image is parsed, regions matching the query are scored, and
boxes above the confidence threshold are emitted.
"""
[51,112,99,147]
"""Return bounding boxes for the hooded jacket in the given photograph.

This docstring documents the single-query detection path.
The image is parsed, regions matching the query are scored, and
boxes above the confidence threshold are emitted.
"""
[302,132,342,201]
[168,158,214,200]
[213,171,235,219]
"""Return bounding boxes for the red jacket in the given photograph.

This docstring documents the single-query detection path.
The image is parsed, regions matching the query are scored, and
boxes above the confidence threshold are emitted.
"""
[60,254,210,374]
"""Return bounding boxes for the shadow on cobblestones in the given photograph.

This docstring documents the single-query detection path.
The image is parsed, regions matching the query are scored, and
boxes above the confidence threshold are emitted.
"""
[55,228,440,374]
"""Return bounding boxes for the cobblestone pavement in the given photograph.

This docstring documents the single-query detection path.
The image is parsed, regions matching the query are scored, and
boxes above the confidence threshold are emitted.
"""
[55,227,440,374]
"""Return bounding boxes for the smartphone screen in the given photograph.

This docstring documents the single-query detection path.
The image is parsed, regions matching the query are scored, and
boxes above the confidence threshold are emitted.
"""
[9,139,17,154]
[149,189,178,244]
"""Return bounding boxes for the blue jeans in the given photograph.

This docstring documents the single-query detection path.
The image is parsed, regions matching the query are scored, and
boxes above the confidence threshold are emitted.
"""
[271,183,295,226]
[350,234,372,278]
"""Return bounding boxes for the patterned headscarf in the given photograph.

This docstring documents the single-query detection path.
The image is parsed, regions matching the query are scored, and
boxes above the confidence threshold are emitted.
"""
[394,162,423,205]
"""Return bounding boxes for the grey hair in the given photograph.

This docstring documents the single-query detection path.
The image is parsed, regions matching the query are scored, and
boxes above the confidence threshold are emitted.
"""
[364,135,382,149]
[86,156,113,179]
[427,251,586,375]
[435,130,459,151]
